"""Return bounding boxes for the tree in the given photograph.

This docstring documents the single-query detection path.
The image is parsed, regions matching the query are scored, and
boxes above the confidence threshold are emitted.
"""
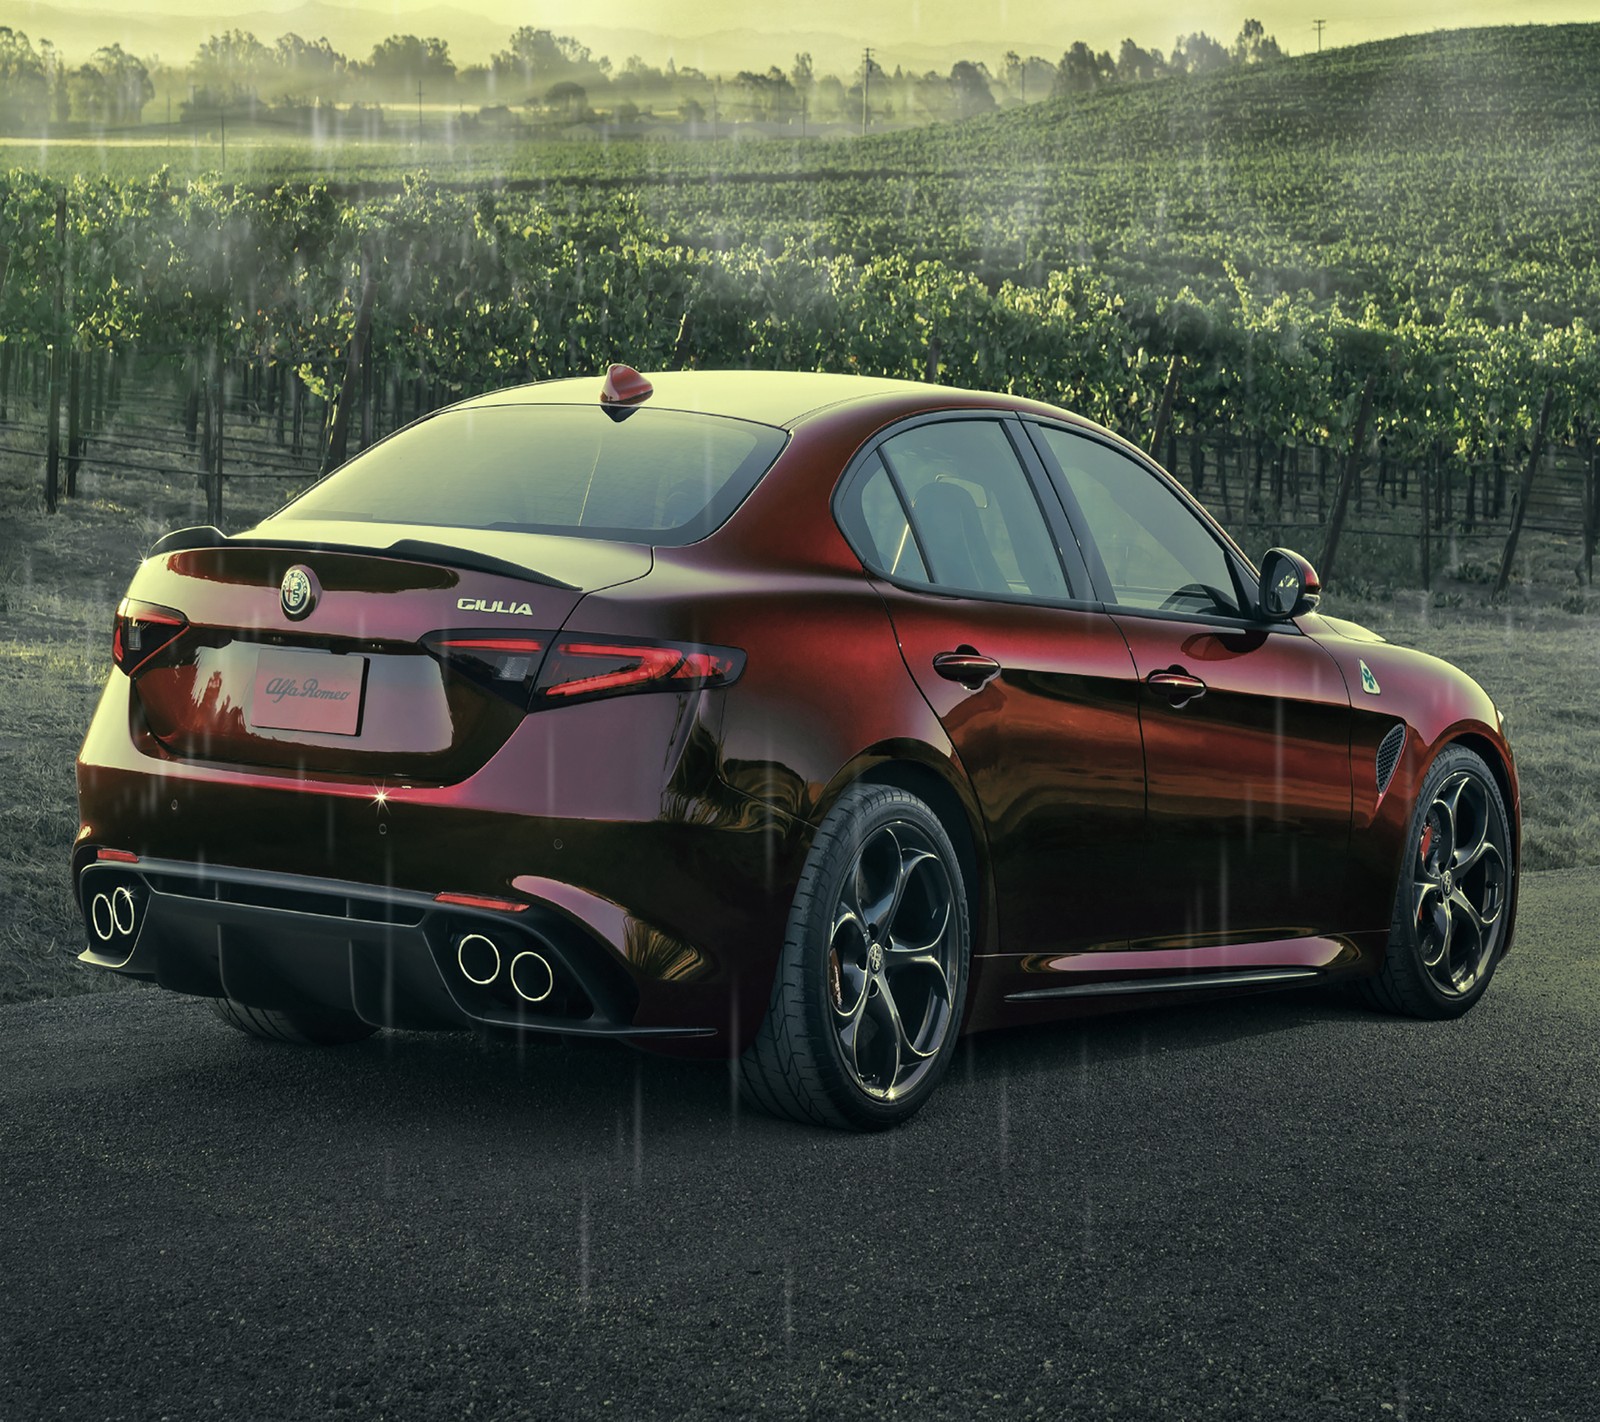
[70,45,154,124]
[0,27,48,126]
[1116,39,1161,83]
[275,34,345,78]
[790,52,814,90]
[493,27,567,85]
[543,80,587,121]
[733,66,795,120]
[366,35,455,90]
[1233,19,1284,64]
[191,29,272,102]
[1054,42,1102,96]
[1171,32,1230,75]
[948,61,995,118]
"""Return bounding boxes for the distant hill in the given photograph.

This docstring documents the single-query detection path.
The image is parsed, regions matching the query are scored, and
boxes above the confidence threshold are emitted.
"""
[617,24,1600,328]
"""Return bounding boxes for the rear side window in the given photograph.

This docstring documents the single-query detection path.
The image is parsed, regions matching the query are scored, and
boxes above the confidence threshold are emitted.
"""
[839,419,1071,601]
[841,454,931,582]
[273,405,788,545]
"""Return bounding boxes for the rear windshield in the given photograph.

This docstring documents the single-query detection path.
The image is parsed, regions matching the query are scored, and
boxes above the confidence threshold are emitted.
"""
[273,404,788,545]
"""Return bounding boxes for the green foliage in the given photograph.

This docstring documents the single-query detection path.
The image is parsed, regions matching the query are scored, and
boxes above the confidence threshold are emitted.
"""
[4,26,1599,468]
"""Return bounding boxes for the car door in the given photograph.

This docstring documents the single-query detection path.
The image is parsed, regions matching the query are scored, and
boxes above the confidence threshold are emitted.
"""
[1027,422,1354,952]
[834,413,1146,957]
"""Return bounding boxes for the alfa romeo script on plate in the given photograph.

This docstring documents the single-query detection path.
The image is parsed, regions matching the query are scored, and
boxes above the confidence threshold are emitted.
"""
[248,647,367,736]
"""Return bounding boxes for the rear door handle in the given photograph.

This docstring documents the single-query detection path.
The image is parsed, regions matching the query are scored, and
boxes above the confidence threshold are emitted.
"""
[933,649,1002,691]
[1146,668,1207,707]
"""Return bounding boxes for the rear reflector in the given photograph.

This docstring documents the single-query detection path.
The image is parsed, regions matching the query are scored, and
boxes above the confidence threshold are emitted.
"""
[112,599,188,677]
[434,892,530,913]
[96,848,140,863]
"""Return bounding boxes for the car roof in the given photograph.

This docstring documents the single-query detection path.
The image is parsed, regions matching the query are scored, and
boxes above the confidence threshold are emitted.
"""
[458,370,1003,430]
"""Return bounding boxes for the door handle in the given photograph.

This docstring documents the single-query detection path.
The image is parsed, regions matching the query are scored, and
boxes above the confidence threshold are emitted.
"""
[1146,668,1207,707]
[933,649,1002,691]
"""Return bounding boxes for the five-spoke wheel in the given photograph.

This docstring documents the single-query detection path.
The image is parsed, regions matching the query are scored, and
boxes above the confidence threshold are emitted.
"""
[825,819,959,1103]
[741,783,970,1129]
[1363,745,1512,1018]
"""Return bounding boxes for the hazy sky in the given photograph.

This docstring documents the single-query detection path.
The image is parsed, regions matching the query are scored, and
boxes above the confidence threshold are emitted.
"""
[21,0,1600,69]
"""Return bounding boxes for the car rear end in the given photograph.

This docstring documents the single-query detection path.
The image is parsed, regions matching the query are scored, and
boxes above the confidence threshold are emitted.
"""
[74,392,796,1050]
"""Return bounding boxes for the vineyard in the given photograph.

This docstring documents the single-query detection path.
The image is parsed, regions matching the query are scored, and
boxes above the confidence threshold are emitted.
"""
[3,23,1599,587]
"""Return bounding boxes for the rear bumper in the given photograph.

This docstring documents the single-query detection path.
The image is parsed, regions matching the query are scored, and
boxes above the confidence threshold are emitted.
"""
[77,856,713,1039]
[75,672,818,1054]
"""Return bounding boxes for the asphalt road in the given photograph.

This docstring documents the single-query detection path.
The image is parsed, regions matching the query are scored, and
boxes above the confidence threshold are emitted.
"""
[3,870,1598,1422]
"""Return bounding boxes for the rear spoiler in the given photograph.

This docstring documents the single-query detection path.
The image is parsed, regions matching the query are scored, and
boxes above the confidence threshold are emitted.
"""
[146,525,576,591]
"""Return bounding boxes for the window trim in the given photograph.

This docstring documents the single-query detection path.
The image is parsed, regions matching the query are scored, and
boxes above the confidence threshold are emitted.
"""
[830,410,1100,612]
[1021,418,1297,635]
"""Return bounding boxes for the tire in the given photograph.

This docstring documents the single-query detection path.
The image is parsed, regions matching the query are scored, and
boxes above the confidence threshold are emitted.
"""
[1359,744,1513,1020]
[740,783,971,1130]
[209,996,379,1046]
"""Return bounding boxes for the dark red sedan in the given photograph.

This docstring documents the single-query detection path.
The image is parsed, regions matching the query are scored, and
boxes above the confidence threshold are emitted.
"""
[75,367,1519,1128]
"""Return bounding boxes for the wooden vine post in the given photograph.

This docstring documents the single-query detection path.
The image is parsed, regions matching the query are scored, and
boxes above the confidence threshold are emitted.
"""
[1418,452,1432,590]
[1318,374,1376,585]
[44,193,66,513]
[1491,387,1554,599]
[65,350,82,497]
[322,264,379,474]
[1148,356,1181,461]
[206,341,225,525]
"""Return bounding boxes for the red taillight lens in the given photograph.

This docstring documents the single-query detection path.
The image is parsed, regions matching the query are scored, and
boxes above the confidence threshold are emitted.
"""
[434,891,530,913]
[422,630,551,705]
[535,636,744,703]
[112,599,188,676]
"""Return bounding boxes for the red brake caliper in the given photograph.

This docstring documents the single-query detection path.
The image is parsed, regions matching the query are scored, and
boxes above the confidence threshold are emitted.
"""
[1418,822,1435,923]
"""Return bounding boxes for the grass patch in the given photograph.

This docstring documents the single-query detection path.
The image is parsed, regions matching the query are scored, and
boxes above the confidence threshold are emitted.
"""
[0,393,292,1005]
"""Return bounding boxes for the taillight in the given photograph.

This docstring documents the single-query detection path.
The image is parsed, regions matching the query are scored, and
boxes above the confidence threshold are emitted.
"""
[422,630,551,705]
[535,636,744,703]
[422,630,743,708]
[112,599,187,676]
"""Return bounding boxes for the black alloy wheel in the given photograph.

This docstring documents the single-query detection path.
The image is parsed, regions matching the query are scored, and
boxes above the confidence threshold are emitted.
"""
[1362,744,1512,1019]
[741,783,971,1130]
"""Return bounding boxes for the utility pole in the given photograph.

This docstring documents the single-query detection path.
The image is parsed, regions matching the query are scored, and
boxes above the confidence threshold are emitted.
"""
[861,47,873,137]
[219,106,225,169]
[1313,19,1327,52]
[417,81,423,144]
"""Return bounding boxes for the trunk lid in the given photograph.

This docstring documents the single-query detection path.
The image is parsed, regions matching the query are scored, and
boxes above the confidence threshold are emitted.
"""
[123,524,651,782]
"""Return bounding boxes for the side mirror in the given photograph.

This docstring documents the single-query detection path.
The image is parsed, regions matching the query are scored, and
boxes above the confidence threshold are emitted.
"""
[1257,548,1322,621]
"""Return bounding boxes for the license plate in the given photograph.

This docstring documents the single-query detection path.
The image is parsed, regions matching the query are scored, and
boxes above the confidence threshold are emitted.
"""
[248,648,368,736]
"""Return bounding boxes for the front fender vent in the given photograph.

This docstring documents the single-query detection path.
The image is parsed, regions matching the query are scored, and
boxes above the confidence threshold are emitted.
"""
[1376,723,1406,794]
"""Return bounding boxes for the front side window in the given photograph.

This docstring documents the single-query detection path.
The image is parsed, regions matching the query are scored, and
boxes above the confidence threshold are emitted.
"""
[271,404,788,546]
[1036,426,1241,617]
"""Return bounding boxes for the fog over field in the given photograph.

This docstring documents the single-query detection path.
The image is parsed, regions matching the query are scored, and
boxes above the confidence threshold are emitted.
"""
[15,0,1600,68]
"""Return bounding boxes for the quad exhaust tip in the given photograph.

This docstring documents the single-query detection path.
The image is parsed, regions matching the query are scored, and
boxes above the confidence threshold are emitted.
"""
[509,950,554,1004]
[455,935,554,1004]
[456,932,502,986]
[90,886,138,943]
